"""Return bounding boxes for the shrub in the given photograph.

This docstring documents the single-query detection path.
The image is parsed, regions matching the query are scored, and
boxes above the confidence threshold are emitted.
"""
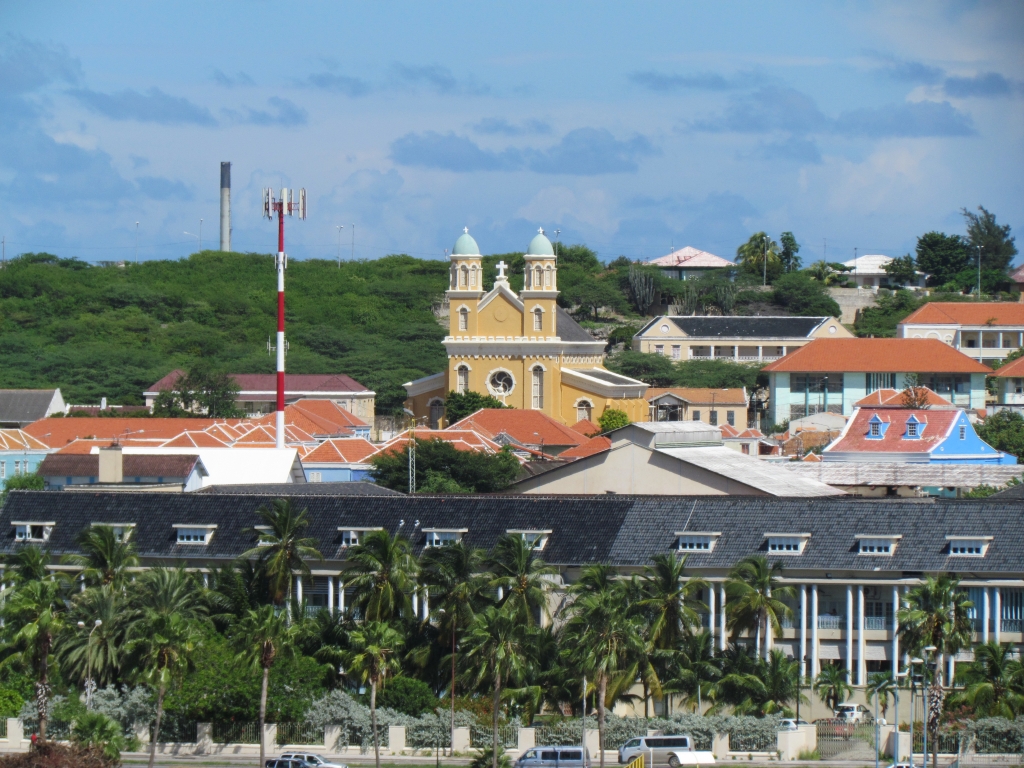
[0,690,24,719]
[376,677,439,716]
[598,408,630,432]
[71,711,125,761]
[0,742,115,768]
[771,273,842,317]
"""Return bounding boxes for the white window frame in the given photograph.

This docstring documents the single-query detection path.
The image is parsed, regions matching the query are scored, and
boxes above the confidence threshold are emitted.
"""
[308,471,323,483]
[946,535,992,557]
[90,522,136,542]
[855,534,902,556]
[337,526,384,547]
[173,524,217,545]
[508,529,552,551]
[765,532,811,555]
[456,365,470,395]
[532,366,544,410]
[12,521,54,543]
[575,399,593,422]
[675,532,720,553]
[458,307,469,331]
[533,307,543,331]
[423,528,468,547]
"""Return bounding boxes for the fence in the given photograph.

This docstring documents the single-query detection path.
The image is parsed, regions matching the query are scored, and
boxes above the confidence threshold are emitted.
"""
[154,718,198,744]
[730,730,778,753]
[472,723,518,749]
[277,722,325,746]
[816,720,877,761]
[213,721,260,744]
[818,615,844,629]
[913,731,960,755]
[0,719,6,740]
[408,720,452,749]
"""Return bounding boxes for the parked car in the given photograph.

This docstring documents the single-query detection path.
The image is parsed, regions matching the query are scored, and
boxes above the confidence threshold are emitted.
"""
[619,735,695,765]
[665,753,715,767]
[280,755,346,768]
[835,703,872,723]
[516,746,591,768]
[266,760,310,768]
[779,719,809,731]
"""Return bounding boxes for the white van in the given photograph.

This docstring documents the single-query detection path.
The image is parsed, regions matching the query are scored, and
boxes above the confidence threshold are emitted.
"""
[619,735,694,765]
[516,746,591,768]
[835,703,871,723]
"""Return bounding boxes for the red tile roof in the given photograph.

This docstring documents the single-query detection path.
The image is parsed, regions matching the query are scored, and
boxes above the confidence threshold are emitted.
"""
[826,408,959,454]
[303,438,378,464]
[161,431,231,448]
[646,246,733,269]
[853,387,954,408]
[559,435,612,459]
[762,338,991,374]
[145,371,370,394]
[646,387,747,405]
[995,355,1024,378]
[899,302,1024,326]
[254,399,366,437]
[448,409,585,448]
[570,419,601,437]
[24,417,233,448]
[0,429,49,451]
[719,424,767,439]
[374,429,507,457]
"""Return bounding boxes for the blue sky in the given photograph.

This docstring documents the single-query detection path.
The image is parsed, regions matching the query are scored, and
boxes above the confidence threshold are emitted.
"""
[1,1,1022,266]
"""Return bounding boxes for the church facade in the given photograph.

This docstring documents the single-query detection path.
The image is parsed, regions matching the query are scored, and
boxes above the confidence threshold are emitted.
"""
[404,229,649,428]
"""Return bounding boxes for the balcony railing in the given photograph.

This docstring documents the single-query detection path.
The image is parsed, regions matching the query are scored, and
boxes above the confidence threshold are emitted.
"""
[1003,619,1023,633]
[818,615,844,629]
[864,616,889,630]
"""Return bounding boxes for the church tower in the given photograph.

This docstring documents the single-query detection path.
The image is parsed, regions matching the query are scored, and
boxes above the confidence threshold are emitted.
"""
[448,228,484,338]
[519,228,558,338]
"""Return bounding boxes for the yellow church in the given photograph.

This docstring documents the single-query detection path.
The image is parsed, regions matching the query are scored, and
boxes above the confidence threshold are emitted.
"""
[404,228,649,427]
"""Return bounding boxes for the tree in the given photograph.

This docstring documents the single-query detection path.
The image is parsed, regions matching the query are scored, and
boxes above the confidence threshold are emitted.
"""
[725,555,794,659]
[347,622,404,768]
[239,499,323,613]
[4,545,49,585]
[62,525,139,589]
[814,664,852,713]
[0,578,68,742]
[58,585,132,689]
[779,232,802,273]
[900,373,931,409]
[463,607,537,768]
[598,408,629,432]
[855,289,922,338]
[234,605,296,768]
[627,265,658,315]
[674,359,763,390]
[0,473,44,504]
[445,391,509,425]
[867,672,896,722]
[744,650,803,716]
[345,529,417,623]
[975,409,1024,462]
[736,233,781,283]
[898,575,974,768]
[151,365,243,418]
[663,631,720,714]
[806,261,852,286]
[883,254,918,287]
[963,206,1018,273]
[376,676,439,716]
[71,710,126,761]
[772,272,842,317]
[488,534,555,626]
[639,554,705,651]
[916,232,970,288]
[605,350,676,387]
[369,438,521,494]
[561,276,627,321]
[950,641,1024,718]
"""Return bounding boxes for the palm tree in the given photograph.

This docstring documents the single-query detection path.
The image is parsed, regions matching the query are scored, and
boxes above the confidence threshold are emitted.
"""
[135,566,208,622]
[62,525,139,588]
[347,621,404,768]
[462,607,537,768]
[639,554,706,650]
[239,498,323,613]
[296,608,351,689]
[663,630,720,715]
[899,575,974,768]
[753,650,804,716]
[814,664,852,713]
[725,555,794,658]
[0,577,67,741]
[488,534,555,625]
[561,584,645,768]
[950,641,1024,718]
[58,585,133,689]
[208,560,273,627]
[4,545,49,585]
[345,529,417,622]
[867,672,896,722]
[736,232,780,277]
[234,604,297,768]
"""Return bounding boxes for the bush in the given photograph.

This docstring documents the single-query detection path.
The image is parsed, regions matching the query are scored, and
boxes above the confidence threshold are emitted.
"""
[0,690,24,719]
[470,745,512,768]
[975,410,1024,462]
[771,273,842,317]
[598,408,630,433]
[445,391,509,425]
[71,711,125,761]
[376,677,439,716]
[0,742,115,768]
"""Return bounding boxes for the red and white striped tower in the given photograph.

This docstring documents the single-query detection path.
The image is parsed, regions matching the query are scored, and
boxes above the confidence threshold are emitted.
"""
[262,187,306,448]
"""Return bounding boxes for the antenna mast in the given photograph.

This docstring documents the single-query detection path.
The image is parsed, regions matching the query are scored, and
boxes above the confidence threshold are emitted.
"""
[262,186,307,448]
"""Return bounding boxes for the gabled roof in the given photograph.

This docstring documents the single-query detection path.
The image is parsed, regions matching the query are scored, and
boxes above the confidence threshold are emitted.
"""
[0,429,50,451]
[841,254,896,275]
[640,316,831,339]
[899,302,1024,327]
[161,431,231,448]
[569,419,600,436]
[555,307,600,343]
[375,429,506,456]
[449,409,586,448]
[825,408,960,455]
[144,371,371,395]
[853,388,955,408]
[303,438,378,465]
[0,390,61,426]
[646,387,747,406]
[24,418,234,448]
[1011,263,1024,284]
[994,355,1024,378]
[719,424,766,439]
[645,247,733,269]
[39,453,202,479]
[762,338,991,373]
[559,436,612,459]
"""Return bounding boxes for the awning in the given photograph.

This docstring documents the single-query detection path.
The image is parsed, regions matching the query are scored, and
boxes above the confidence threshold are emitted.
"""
[774,642,796,657]
[865,644,889,661]
[818,644,842,660]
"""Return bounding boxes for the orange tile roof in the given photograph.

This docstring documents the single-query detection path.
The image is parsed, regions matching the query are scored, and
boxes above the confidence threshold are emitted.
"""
[853,387,954,407]
[803,452,822,462]
[570,419,601,437]
[761,338,991,374]
[374,429,506,457]
[56,438,164,454]
[304,438,378,464]
[0,429,50,451]
[646,387,747,405]
[559,435,612,459]
[160,431,231,448]
[23,417,226,448]
[899,302,1024,326]
[448,409,585,447]
[995,355,1024,378]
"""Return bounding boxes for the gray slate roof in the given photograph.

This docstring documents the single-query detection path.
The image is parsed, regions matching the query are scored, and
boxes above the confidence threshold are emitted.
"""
[1,491,1020,575]
[195,482,403,496]
[0,390,58,427]
[556,307,600,343]
[640,316,828,339]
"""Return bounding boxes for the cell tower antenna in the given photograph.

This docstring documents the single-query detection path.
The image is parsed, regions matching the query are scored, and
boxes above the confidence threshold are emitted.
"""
[262,185,307,449]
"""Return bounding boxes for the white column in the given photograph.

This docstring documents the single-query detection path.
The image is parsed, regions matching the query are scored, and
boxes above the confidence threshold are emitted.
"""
[811,584,819,678]
[296,575,303,604]
[948,654,955,685]
[708,583,716,656]
[994,587,1001,644]
[846,585,854,681]
[202,572,209,588]
[857,585,866,686]
[719,583,727,652]
[339,580,346,615]
[891,585,900,680]
[982,588,990,643]
[758,346,763,361]
[422,590,429,621]
[328,576,335,615]
[799,584,807,679]
[412,590,419,618]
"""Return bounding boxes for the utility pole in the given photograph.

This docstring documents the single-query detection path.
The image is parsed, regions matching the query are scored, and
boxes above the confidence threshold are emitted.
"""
[336,225,344,267]
[135,222,139,264]
[553,228,561,257]
[262,186,307,449]
[408,419,416,494]
[976,245,982,298]
[762,235,769,286]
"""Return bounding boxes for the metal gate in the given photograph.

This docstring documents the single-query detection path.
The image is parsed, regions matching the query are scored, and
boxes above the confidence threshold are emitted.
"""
[816,719,878,761]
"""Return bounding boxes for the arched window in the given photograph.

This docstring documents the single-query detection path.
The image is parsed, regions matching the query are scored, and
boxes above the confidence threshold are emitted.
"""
[533,308,543,331]
[544,265,553,288]
[458,307,469,331]
[429,399,445,429]
[469,266,478,288]
[459,265,469,288]
[532,367,544,409]
[457,365,469,394]
[577,400,593,422]
[534,266,543,287]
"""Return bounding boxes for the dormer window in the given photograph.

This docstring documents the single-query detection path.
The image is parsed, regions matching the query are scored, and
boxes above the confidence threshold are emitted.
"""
[867,415,889,440]
[91,522,135,542]
[946,536,992,557]
[766,533,810,555]
[856,534,902,555]
[337,527,383,547]
[174,524,216,545]
[13,522,54,543]
[904,415,924,439]
[423,528,467,547]
[508,529,551,551]
[675,532,721,552]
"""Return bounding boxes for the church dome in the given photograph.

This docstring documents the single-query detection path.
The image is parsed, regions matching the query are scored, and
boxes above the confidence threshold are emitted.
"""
[452,229,480,255]
[526,229,554,256]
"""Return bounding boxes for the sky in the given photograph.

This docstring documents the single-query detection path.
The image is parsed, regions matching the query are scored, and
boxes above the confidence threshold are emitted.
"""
[1,1,1022,267]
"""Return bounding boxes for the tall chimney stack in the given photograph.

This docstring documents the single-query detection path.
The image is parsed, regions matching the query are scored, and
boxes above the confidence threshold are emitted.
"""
[220,162,231,251]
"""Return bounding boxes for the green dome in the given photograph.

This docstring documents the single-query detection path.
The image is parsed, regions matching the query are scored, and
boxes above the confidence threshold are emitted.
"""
[527,229,554,256]
[452,229,480,255]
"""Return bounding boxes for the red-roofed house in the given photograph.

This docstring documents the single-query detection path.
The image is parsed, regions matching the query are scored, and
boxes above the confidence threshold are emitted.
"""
[144,371,375,420]
[897,302,1024,365]
[993,354,1024,415]
[559,435,611,459]
[301,438,379,482]
[374,428,509,458]
[254,398,370,438]
[762,338,991,425]
[447,408,586,456]
[719,424,777,457]
[852,387,955,409]
[570,419,601,437]
[644,246,734,279]
[823,407,1015,465]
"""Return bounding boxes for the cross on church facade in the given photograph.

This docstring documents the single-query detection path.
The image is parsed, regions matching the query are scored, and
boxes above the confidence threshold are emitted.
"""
[495,260,508,280]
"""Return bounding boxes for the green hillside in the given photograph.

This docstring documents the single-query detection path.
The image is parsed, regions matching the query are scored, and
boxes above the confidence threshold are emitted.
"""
[0,251,450,413]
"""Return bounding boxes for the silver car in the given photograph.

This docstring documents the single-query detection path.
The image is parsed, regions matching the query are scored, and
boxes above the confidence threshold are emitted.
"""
[516,746,591,768]
[619,735,694,765]
[280,754,347,768]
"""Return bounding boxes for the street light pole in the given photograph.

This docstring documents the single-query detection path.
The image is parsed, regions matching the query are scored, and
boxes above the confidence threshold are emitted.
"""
[77,619,102,709]
[976,245,982,298]
[923,646,937,768]
[910,657,923,768]
[336,225,344,268]
[762,235,768,286]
